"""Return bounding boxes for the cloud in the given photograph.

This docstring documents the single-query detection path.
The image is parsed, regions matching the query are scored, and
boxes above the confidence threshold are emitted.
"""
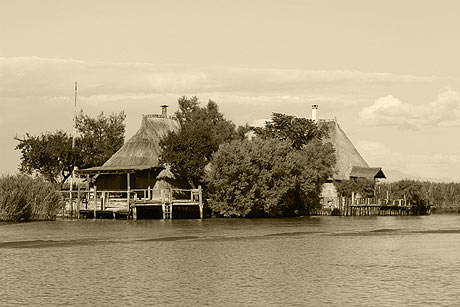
[359,90,460,129]
[356,140,460,181]
[0,56,448,100]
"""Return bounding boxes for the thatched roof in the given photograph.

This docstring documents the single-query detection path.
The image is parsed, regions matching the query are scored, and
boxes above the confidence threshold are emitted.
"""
[80,114,180,174]
[320,120,375,180]
[350,166,386,179]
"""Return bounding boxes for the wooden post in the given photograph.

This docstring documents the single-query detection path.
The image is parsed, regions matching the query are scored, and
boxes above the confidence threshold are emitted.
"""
[76,187,81,219]
[69,187,73,219]
[86,174,90,210]
[127,173,131,219]
[102,191,105,210]
[169,188,173,219]
[93,185,97,220]
[198,185,203,219]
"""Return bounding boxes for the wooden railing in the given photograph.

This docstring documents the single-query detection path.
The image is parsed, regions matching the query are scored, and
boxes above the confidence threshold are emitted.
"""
[59,186,203,218]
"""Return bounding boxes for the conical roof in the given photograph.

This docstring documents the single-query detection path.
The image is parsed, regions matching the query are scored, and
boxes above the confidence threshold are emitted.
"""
[321,120,370,180]
[103,115,180,168]
[80,114,180,174]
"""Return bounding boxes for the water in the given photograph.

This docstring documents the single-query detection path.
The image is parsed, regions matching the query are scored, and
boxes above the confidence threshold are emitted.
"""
[1,215,459,306]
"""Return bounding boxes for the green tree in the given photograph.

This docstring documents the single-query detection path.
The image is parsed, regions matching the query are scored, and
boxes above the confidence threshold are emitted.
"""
[207,138,335,217]
[159,97,236,188]
[15,111,126,187]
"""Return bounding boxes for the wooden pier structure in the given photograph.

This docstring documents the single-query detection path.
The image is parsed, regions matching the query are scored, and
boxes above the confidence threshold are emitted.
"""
[316,196,432,216]
[60,186,203,220]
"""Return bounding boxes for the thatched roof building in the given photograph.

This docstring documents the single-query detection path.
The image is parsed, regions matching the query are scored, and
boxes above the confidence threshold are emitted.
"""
[80,106,181,190]
[320,119,385,181]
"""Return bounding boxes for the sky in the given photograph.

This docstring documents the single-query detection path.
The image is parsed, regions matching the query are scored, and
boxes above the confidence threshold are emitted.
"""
[1,0,460,181]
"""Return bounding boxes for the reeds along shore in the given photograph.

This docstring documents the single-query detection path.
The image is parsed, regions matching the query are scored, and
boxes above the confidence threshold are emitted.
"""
[0,174,62,222]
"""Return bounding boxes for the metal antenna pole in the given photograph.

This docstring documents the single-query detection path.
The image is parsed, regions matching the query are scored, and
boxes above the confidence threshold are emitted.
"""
[70,82,77,217]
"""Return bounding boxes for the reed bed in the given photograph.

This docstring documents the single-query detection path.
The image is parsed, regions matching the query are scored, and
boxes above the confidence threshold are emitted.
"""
[0,174,62,221]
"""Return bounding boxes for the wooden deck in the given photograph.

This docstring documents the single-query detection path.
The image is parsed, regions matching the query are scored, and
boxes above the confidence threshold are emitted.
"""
[60,187,203,220]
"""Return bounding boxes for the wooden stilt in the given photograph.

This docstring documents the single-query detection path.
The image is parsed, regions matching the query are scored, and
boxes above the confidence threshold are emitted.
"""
[198,185,203,219]
[169,189,173,219]
[76,188,81,219]
[69,188,73,218]
[127,173,131,219]
[93,185,97,220]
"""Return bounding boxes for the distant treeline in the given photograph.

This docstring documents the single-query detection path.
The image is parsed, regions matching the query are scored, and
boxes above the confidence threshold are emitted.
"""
[375,180,460,212]
[0,175,62,221]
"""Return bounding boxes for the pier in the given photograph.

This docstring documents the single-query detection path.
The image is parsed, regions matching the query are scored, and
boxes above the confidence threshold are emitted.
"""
[60,186,203,220]
[316,197,432,216]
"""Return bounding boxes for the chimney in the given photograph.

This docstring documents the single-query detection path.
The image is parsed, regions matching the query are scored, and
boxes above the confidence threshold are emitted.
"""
[161,105,168,118]
[311,104,318,123]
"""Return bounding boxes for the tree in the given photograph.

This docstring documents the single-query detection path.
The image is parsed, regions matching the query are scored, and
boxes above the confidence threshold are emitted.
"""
[15,131,79,187]
[159,97,236,188]
[207,138,335,217]
[15,111,126,187]
[75,110,126,169]
[253,113,329,149]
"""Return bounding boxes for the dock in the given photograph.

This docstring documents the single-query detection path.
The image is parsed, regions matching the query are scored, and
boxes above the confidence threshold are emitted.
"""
[60,186,203,220]
[316,197,432,216]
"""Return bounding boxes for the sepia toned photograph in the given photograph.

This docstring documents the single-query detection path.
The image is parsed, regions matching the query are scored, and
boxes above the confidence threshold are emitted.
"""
[1,0,459,306]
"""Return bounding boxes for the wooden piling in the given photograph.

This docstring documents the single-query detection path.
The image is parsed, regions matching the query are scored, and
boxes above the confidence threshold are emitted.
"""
[127,173,131,219]
[76,188,81,219]
[93,185,97,220]
[198,185,203,219]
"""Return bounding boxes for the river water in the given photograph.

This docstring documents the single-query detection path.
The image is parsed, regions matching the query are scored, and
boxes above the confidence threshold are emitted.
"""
[1,215,459,306]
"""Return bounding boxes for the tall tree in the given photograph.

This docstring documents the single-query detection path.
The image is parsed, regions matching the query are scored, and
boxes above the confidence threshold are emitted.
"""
[159,96,236,188]
[253,113,328,149]
[15,131,78,186]
[207,111,336,217]
[75,110,126,169]
[15,110,126,187]
[207,138,335,217]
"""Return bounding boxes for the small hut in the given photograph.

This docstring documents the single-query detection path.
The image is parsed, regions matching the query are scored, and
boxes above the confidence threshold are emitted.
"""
[80,105,181,191]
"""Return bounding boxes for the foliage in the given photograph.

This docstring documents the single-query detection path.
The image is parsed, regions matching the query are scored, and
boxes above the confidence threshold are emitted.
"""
[0,174,62,221]
[15,131,79,186]
[375,180,460,211]
[207,138,335,217]
[253,113,329,149]
[159,96,236,188]
[335,178,376,198]
[75,110,126,169]
[15,111,126,187]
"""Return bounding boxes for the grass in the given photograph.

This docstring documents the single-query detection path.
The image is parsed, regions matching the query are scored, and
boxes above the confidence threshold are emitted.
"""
[0,174,62,222]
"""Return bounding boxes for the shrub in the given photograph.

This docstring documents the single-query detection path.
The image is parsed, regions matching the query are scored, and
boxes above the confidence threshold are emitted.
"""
[206,138,335,217]
[0,174,62,221]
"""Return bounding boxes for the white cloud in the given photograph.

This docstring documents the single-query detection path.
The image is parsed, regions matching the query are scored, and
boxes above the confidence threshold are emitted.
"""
[359,90,460,129]
[0,56,449,100]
